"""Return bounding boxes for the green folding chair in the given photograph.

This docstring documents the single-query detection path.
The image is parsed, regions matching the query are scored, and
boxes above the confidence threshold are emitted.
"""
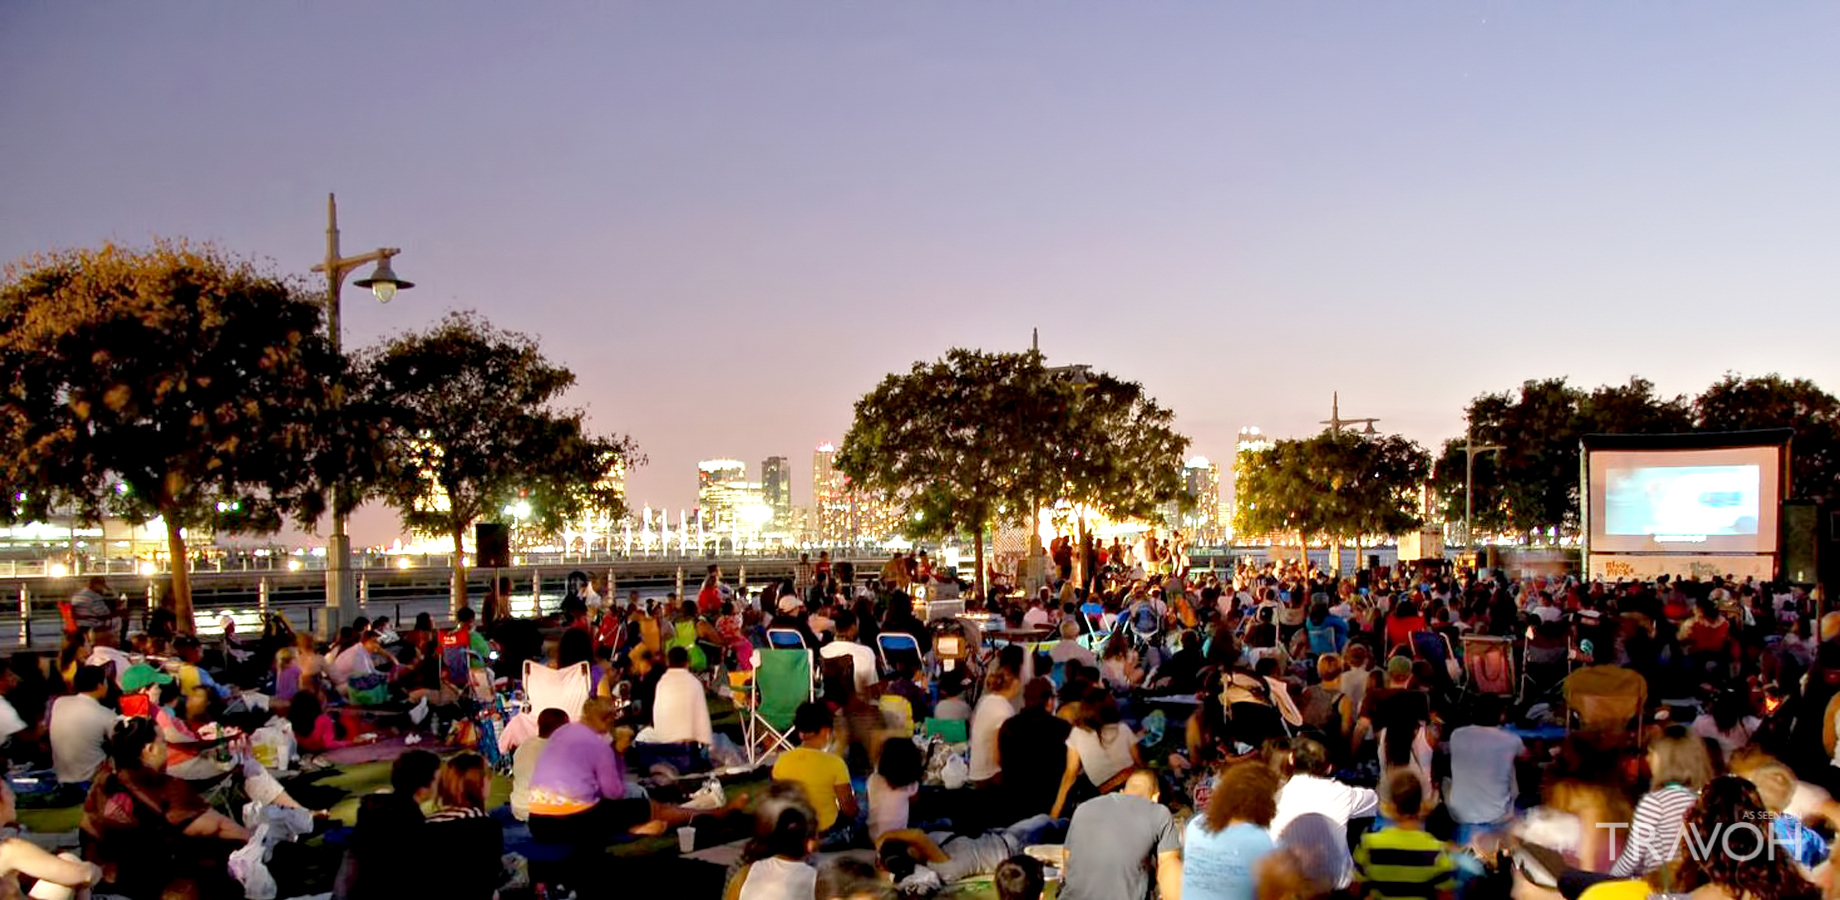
[923,717,968,744]
[749,648,815,764]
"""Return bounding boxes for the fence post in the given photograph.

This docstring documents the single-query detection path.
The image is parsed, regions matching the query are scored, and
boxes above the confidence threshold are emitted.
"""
[531,568,542,617]
[357,572,369,611]
[675,566,684,602]
[258,576,270,619]
[17,584,29,649]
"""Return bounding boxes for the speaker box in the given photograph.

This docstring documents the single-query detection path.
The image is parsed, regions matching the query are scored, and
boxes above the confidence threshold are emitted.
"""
[1783,501,1821,584]
[475,522,511,569]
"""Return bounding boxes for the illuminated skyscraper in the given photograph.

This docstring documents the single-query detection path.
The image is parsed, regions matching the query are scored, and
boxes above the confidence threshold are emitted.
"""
[1177,456,1223,544]
[761,456,792,531]
[812,441,904,545]
[697,459,750,533]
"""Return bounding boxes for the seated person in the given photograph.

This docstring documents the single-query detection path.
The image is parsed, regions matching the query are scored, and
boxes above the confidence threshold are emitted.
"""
[727,785,819,900]
[424,753,505,900]
[511,708,569,822]
[338,749,439,900]
[287,690,360,756]
[527,697,742,846]
[333,630,396,706]
[80,717,252,899]
[932,670,972,722]
[0,781,104,897]
[172,636,231,702]
[649,647,712,746]
[50,665,118,788]
[772,702,861,850]
[154,685,306,811]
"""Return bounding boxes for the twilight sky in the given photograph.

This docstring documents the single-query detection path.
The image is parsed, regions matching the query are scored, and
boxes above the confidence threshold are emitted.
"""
[3,2,1837,547]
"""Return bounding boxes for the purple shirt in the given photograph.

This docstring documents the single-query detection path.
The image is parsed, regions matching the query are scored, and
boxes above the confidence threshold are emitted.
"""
[526,723,626,816]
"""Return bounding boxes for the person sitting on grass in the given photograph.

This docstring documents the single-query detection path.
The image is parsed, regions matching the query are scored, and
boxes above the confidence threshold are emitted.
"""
[154,684,309,811]
[80,717,252,900]
[0,780,104,898]
[725,784,819,900]
[527,696,745,846]
[771,701,861,850]
[337,748,440,900]
[1352,769,1455,900]
[511,708,570,822]
[424,752,505,900]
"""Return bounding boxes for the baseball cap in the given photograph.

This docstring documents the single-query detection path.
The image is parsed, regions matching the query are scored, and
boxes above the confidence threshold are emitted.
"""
[777,595,803,614]
[1386,656,1413,679]
[121,663,174,692]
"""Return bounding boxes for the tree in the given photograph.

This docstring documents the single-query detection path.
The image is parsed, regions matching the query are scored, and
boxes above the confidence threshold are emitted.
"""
[1434,377,1697,541]
[0,241,341,632]
[359,312,639,612]
[1695,373,1840,501]
[1233,431,1429,561]
[835,350,1053,599]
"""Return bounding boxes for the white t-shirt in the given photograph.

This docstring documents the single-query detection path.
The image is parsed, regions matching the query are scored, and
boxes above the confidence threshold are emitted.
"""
[1271,774,1378,890]
[1023,607,1052,628]
[1691,714,1759,761]
[85,646,135,686]
[818,640,878,696]
[968,693,1016,782]
[868,772,918,841]
[934,697,972,722]
[738,856,817,900]
[330,644,375,689]
[1067,724,1137,787]
[650,668,712,746]
[50,693,118,785]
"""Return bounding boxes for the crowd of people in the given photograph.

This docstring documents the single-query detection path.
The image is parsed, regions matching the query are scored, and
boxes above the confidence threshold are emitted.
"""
[4,548,1837,900]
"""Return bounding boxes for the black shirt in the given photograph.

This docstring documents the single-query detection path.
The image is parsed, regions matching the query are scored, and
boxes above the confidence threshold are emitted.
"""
[998,707,1074,817]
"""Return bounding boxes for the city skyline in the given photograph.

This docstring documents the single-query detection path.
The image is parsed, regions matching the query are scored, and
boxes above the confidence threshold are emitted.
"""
[4,3,1836,547]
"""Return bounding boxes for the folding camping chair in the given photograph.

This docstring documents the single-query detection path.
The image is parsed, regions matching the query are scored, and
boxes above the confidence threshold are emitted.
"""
[1461,635,1516,698]
[766,628,809,649]
[1522,623,1574,702]
[521,659,590,725]
[876,633,921,675]
[1564,664,1647,736]
[744,648,815,766]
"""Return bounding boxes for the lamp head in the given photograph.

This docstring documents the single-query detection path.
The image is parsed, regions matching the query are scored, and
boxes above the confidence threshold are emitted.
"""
[354,257,413,303]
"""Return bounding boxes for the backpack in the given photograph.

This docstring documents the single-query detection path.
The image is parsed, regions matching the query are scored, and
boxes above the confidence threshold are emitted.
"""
[1300,685,1348,733]
[1130,602,1161,636]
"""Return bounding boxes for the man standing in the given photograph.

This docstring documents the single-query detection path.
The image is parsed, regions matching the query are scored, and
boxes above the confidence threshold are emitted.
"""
[794,552,816,599]
[68,576,117,634]
[1061,770,1182,900]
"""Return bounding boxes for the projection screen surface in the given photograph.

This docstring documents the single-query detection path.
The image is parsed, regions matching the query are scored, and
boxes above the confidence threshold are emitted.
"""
[1587,445,1781,555]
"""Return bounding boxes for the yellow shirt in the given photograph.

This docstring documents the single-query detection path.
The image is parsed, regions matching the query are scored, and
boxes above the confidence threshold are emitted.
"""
[771,746,851,831]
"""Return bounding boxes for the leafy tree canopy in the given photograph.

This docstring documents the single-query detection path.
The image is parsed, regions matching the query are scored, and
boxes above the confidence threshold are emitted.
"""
[0,241,341,630]
[1234,431,1429,546]
[358,311,638,604]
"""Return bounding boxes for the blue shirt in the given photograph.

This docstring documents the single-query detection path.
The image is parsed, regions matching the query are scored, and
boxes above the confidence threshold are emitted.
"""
[1306,616,1349,654]
[1181,819,1273,900]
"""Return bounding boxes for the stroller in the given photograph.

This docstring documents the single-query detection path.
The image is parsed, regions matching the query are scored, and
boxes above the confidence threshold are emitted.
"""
[441,641,513,771]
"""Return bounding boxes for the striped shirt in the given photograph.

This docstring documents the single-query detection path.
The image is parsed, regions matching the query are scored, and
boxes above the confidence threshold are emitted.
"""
[1352,826,1456,900]
[1610,785,1698,877]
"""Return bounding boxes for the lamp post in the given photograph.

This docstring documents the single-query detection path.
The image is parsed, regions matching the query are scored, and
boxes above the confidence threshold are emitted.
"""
[310,193,413,637]
[1462,436,1505,551]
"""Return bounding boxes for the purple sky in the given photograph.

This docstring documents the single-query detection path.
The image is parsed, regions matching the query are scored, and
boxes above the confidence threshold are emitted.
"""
[3,3,1837,547]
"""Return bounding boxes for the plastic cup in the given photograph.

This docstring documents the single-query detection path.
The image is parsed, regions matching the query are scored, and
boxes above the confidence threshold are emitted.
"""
[677,825,697,853]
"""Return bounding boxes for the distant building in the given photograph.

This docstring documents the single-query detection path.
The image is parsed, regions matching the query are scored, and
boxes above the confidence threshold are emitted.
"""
[696,459,758,536]
[761,456,792,531]
[1171,455,1223,544]
[812,442,904,546]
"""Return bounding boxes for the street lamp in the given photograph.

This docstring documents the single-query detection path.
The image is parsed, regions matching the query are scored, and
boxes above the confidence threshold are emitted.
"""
[1461,435,1505,550]
[309,193,413,636]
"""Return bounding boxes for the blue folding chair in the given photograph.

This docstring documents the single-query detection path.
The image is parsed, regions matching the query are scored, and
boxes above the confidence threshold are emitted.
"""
[876,632,921,673]
[767,628,808,649]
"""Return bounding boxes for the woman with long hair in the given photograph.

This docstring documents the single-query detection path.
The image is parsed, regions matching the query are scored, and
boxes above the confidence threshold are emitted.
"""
[1691,689,1760,763]
[1050,686,1141,818]
[1673,776,1818,899]
[1182,761,1281,900]
[424,753,505,900]
[57,627,93,689]
[1610,724,1714,879]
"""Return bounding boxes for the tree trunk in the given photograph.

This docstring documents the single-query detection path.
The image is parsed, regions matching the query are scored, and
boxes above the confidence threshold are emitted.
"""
[1075,513,1089,592]
[974,526,986,605]
[451,527,468,618]
[165,513,194,635]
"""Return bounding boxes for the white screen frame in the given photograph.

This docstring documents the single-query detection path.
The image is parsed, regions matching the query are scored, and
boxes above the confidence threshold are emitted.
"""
[1586,445,1782,555]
